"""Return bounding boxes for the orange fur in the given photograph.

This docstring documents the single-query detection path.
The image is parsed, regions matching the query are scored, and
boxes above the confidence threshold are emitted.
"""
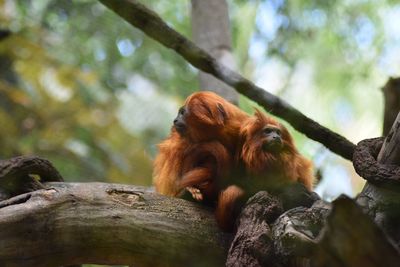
[179,91,249,151]
[154,94,314,233]
[238,109,314,191]
[215,185,245,231]
[153,91,249,200]
[214,110,315,231]
[178,141,232,202]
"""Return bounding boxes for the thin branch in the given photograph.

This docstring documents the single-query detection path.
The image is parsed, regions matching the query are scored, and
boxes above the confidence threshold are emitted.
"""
[99,0,356,161]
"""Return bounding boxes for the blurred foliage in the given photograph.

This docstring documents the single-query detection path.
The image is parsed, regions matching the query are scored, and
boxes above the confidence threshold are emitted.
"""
[0,0,399,200]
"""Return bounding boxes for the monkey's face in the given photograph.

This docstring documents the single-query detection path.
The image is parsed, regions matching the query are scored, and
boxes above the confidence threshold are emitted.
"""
[173,92,227,142]
[239,110,295,173]
[173,107,187,135]
[261,125,284,153]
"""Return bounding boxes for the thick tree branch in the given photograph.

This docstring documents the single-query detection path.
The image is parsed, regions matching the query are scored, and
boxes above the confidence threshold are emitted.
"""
[0,183,230,267]
[315,197,400,267]
[99,0,356,161]
[0,155,64,199]
[226,184,321,267]
[353,137,400,185]
[356,111,400,245]
[382,78,400,135]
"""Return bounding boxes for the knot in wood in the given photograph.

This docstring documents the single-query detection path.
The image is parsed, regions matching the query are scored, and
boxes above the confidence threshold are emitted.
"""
[107,189,144,207]
[353,137,400,185]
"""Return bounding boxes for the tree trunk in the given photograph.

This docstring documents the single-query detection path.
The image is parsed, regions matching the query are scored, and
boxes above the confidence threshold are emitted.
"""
[382,78,400,136]
[357,111,400,246]
[191,0,239,104]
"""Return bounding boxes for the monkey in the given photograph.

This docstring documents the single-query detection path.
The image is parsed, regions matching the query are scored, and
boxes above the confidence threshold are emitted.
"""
[237,109,314,192]
[155,93,314,232]
[172,91,249,150]
[214,109,315,231]
[153,91,249,199]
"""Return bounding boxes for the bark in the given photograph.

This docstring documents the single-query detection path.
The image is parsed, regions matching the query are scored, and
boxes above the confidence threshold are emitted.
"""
[98,0,356,161]
[356,112,400,246]
[226,184,321,267]
[314,197,400,267]
[226,192,283,267]
[273,200,331,267]
[0,182,230,267]
[382,78,400,136]
[378,112,400,164]
[0,156,64,195]
[191,0,239,103]
[352,138,400,185]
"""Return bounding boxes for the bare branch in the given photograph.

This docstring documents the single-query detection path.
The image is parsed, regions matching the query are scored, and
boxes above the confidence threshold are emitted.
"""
[98,0,356,161]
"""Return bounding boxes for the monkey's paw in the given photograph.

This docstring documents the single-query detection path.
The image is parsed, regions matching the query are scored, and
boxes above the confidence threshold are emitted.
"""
[186,187,203,201]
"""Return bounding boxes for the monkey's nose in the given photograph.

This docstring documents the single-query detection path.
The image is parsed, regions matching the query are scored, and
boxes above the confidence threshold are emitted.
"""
[273,137,282,146]
[174,121,186,135]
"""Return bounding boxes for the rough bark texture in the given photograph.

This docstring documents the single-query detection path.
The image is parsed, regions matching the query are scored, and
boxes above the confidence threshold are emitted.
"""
[99,0,356,161]
[382,78,400,135]
[226,192,283,267]
[378,112,400,164]
[191,0,239,103]
[356,112,400,246]
[314,197,400,267]
[0,156,64,200]
[0,182,230,267]
[226,184,321,267]
[353,138,400,185]
[273,200,331,266]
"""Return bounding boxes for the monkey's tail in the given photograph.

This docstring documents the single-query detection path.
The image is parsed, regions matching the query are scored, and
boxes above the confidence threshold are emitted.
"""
[215,185,246,232]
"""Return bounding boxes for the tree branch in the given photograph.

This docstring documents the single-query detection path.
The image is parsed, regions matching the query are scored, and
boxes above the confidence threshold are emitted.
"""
[98,0,356,161]
[0,155,64,199]
[356,111,400,245]
[315,197,400,267]
[0,182,230,267]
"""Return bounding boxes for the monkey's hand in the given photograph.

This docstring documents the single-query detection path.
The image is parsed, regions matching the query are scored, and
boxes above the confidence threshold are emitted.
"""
[186,186,203,201]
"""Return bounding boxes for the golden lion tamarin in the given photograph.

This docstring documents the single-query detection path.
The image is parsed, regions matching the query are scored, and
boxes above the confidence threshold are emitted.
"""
[154,92,314,232]
[237,109,314,191]
[215,110,315,231]
[153,91,249,199]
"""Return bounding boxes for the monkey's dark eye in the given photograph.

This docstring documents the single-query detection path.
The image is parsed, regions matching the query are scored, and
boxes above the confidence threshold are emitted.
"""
[263,127,281,135]
[178,107,185,115]
[263,128,273,134]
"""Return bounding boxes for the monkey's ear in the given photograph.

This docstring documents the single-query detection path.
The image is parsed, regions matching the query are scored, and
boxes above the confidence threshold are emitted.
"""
[215,103,228,124]
[189,100,220,125]
[254,108,265,120]
[253,108,265,121]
